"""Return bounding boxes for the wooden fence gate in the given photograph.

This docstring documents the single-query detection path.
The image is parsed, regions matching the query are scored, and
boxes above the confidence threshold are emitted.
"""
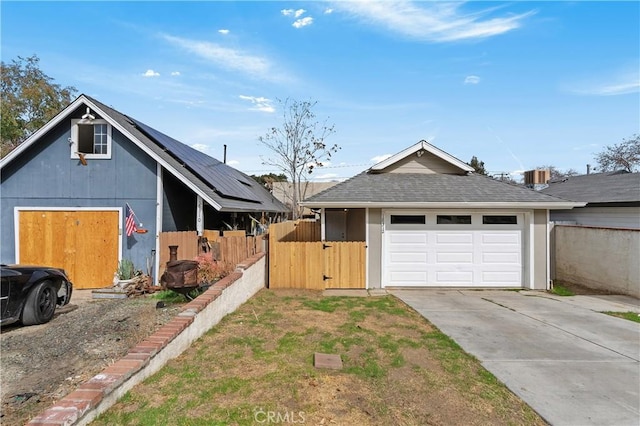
[268,221,366,289]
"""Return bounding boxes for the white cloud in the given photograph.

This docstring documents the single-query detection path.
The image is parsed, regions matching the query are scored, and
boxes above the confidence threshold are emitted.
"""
[324,8,334,14]
[282,8,313,28]
[371,154,393,164]
[567,67,639,96]
[227,160,240,166]
[239,95,275,113]
[142,69,160,77]
[170,71,181,76]
[333,1,535,42]
[464,75,480,84]
[218,29,230,35]
[313,173,340,181]
[293,17,314,28]
[573,81,639,96]
[162,34,272,79]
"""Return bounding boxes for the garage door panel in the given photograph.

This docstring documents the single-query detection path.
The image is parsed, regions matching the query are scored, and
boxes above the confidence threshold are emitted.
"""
[482,252,520,263]
[436,252,473,263]
[384,213,523,288]
[436,233,473,244]
[482,271,521,284]
[390,233,427,244]
[391,271,427,284]
[481,233,520,244]
[436,271,473,284]
[391,252,428,263]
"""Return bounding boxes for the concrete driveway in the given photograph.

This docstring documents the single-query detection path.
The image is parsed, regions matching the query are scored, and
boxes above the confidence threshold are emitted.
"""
[391,289,640,426]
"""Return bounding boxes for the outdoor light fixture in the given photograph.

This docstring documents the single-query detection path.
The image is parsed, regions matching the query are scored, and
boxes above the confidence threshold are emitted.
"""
[416,149,425,157]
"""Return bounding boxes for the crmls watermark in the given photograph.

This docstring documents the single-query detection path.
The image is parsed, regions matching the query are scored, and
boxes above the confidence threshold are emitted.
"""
[253,407,306,424]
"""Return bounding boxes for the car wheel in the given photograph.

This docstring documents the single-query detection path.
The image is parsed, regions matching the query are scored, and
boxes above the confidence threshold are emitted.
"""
[21,280,57,325]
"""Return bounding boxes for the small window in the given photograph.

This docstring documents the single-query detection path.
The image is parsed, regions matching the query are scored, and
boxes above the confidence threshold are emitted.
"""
[71,119,111,159]
[390,215,425,225]
[483,215,518,225]
[437,215,471,225]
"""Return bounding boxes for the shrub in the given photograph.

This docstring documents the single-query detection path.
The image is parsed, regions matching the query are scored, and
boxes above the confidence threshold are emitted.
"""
[194,253,234,284]
[116,259,136,280]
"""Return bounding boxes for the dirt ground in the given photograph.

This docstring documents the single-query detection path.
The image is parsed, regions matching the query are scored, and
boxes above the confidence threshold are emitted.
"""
[0,290,182,426]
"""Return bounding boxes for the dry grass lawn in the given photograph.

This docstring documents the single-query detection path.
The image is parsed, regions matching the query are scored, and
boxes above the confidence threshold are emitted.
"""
[93,289,545,425]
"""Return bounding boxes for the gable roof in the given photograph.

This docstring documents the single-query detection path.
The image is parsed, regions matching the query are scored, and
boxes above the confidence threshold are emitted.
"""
[302,141,583,209]
[302,172,583,209]
[540,171,640,204]
[370,140,474,173]
[0,95,287,213]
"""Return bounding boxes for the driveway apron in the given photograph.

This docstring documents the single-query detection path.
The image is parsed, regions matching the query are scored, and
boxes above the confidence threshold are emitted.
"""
[391,289,640,426]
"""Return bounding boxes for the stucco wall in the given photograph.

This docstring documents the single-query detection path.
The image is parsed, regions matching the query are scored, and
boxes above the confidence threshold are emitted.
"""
[554,225,640,298]
[367,208,382,289]
[532,210,548,290]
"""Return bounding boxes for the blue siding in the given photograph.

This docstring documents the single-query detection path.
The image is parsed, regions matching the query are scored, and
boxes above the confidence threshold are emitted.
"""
[162,170,196,231]
[1,118,158,272]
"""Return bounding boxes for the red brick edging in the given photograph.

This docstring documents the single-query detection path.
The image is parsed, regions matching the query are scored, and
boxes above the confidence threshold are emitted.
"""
[28,253,265,425]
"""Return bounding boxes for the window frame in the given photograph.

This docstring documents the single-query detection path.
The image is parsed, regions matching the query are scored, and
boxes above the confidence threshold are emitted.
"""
[390,214,426,225]
[436,215,472,225]
[482,215,518,225]
[70,118,112,160]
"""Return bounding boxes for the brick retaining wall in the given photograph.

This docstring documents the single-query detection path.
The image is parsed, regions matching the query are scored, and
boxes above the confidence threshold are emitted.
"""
[28,253,266,425]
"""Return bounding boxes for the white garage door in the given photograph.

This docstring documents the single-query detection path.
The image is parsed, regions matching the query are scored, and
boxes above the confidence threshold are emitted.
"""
[383,212,523,287]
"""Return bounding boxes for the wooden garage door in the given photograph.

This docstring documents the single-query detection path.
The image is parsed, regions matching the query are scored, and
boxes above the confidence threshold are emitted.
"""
[18,210,119,289]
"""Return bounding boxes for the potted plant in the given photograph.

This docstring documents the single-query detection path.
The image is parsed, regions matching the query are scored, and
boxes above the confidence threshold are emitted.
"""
[114,259,136,288]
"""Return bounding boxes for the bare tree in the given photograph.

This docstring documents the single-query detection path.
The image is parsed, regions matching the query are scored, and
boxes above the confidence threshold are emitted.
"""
[595,134,640,172]
[259,98,338,219]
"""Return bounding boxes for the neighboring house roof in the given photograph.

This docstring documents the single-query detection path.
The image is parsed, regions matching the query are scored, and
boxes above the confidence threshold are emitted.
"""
[272,181,339,205]
[302,141,583,209]
[540,171,640,205]
[0,95,287,213]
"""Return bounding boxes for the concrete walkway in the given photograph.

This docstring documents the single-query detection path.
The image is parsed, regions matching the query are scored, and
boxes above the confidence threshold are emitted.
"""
[390,289,640,426]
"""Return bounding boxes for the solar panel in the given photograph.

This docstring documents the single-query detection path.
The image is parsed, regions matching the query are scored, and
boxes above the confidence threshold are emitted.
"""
[130,118,260,203]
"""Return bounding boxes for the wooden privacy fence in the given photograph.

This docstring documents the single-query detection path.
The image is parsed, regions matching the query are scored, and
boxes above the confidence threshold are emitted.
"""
[268,221,366,290]
[158,230,263,278]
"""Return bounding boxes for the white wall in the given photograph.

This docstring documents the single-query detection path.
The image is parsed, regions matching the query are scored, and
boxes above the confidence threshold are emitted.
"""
[554,225,640,298]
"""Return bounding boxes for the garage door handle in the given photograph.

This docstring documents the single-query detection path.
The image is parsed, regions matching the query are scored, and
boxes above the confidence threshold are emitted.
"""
[323,274,332,281]
[323,244,332,250]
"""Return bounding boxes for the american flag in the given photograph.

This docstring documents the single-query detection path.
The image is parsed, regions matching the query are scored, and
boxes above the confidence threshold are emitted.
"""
[125,204,137,237]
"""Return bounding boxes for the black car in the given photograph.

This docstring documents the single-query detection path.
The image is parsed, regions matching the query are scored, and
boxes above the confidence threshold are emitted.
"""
[0,265,73,326]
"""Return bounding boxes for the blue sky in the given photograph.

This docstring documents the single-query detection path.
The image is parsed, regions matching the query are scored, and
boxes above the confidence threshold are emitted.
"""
[2,1,639,181]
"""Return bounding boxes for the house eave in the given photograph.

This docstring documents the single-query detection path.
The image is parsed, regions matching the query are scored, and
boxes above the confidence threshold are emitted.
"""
[370,140,474,173]
[300,201,587,210]
[1,96,89,169]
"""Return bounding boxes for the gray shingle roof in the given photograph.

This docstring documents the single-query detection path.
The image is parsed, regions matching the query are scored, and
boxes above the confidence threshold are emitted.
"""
[85,96,287,213]
[304,172,572,205]
[540,171,640,204]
